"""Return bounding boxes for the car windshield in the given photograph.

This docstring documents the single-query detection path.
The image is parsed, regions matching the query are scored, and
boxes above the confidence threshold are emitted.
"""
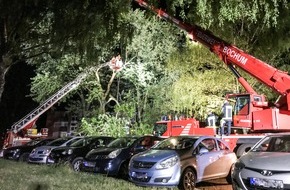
[46,138,73,146]
[251,135,290,153]
[69,137,92,147]
[107,137,137,148]
[152,137,197,150]
[25,139,41,146]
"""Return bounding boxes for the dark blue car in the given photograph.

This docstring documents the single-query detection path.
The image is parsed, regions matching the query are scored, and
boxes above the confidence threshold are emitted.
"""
[81,135,164,178]
[47,136,115,171]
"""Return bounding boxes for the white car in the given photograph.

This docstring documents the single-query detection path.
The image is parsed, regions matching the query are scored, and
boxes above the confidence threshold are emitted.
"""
[28,136,83,164]
[232,133,290,190]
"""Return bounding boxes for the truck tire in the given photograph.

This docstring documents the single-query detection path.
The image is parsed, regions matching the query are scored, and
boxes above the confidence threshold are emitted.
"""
[236,144,254,158]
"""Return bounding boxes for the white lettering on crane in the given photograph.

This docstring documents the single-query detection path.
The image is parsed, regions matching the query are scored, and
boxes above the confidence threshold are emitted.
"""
[223,47,248,65]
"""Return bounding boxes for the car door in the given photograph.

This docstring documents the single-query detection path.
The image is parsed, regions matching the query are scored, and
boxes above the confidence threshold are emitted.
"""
[196,138,226,181]
[213,139,235,176]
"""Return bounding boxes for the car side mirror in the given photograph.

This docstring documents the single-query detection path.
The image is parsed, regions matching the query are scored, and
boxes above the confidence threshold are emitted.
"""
[199,147,209,155]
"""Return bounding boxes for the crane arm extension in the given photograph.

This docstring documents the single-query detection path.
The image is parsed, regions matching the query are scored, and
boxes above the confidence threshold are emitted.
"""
[134,0,290,99]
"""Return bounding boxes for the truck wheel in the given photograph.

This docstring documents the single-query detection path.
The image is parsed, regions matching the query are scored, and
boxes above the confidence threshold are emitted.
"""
[236,144,253,158]
[18,153,29,162]
[178,168,196,190]
[72,157,83,172]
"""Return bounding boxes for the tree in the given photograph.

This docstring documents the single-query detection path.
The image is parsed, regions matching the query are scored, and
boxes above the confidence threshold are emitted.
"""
[118,9,179,125]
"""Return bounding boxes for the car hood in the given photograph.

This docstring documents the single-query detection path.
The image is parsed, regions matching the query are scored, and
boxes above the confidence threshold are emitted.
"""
[133,149,177,162]
[33,146,59,151]
[240,152,290,171]
[88,147,122,155]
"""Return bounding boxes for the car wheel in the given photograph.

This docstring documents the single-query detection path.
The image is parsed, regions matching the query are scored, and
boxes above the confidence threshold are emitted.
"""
[178,168,196,190]
[118,161,129,179]
[72,157,83,172]
[18,153,29,162]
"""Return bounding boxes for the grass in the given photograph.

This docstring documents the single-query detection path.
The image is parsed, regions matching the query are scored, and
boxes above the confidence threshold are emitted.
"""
[0,159,174,190]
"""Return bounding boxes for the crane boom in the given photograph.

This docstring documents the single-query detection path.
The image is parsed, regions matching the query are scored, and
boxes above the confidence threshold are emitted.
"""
[135,0,290,132]
[134,0,290,110]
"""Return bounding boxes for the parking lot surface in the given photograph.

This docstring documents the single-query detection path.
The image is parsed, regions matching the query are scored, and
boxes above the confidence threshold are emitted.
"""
[196,178,232,190]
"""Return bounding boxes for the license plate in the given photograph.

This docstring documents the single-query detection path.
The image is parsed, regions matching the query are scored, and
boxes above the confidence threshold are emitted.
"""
[249,177,284,189]
[132,172,148,179]
[84,161,96,167]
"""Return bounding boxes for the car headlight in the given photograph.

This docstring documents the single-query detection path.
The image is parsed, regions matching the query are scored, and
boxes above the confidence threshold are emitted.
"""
[67,149,73,155]
[108,149,121,159]
[31,149,36,154]
[11,149,20,154]
[233,160,245,171]
[43,148,52,155]
[156,155,179,170]
[61,149,73,155]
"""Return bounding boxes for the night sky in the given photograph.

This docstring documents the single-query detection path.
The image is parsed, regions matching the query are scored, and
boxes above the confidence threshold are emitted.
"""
[0,63,46,137]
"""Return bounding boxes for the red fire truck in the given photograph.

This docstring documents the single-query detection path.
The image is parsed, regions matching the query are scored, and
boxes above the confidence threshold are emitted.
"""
[135,0,290,157]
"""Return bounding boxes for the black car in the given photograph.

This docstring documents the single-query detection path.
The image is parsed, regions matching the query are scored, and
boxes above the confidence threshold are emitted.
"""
[81,135,164,178]
[3,138,56,162]
[48,136,115,171]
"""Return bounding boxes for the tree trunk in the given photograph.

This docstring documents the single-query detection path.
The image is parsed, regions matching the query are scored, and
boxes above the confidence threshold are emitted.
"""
[0,18,10,102]
[0,62,6,102]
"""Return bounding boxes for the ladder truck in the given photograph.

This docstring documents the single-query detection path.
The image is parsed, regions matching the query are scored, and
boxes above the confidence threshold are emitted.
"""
[1,59,122,151]
[135,0,290,157]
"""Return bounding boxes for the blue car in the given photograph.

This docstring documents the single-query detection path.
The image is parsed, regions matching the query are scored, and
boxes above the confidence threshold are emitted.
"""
[129,136,237,190]
[81,135,164,178]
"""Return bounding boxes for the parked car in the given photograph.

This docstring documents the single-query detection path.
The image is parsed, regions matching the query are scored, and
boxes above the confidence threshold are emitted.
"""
[129,135,237,190]
[48,136,115,171]
[3,138,56,162]
[28,136,84,164]
[232,133,290,190]
[81,135,164,178]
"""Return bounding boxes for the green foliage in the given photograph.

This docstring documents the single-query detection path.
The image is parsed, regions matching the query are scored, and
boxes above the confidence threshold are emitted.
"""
[130,123,153,136]
[117,9,180,124]
[2,0,290,135]
[79,114,129,137]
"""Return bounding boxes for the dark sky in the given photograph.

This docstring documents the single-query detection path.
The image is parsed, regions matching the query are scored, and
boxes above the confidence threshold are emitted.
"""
[0,63,39,136]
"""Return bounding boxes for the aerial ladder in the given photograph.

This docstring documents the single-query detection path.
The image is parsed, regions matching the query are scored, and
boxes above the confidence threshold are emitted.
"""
[2,58,122,149]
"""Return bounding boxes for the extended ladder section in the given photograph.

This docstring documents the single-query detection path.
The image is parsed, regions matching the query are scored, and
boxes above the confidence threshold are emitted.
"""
[11,62,109,133]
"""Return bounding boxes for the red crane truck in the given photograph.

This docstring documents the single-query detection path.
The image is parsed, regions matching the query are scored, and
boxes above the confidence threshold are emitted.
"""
[135,0,290,157]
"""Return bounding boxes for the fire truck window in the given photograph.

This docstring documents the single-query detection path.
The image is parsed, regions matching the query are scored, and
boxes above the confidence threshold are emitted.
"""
[235,96,249,115]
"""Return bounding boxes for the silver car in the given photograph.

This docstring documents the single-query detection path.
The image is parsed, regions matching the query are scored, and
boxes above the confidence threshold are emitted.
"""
[232,133,290,190]
[28,136,83,164]
[129,136,237,189]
